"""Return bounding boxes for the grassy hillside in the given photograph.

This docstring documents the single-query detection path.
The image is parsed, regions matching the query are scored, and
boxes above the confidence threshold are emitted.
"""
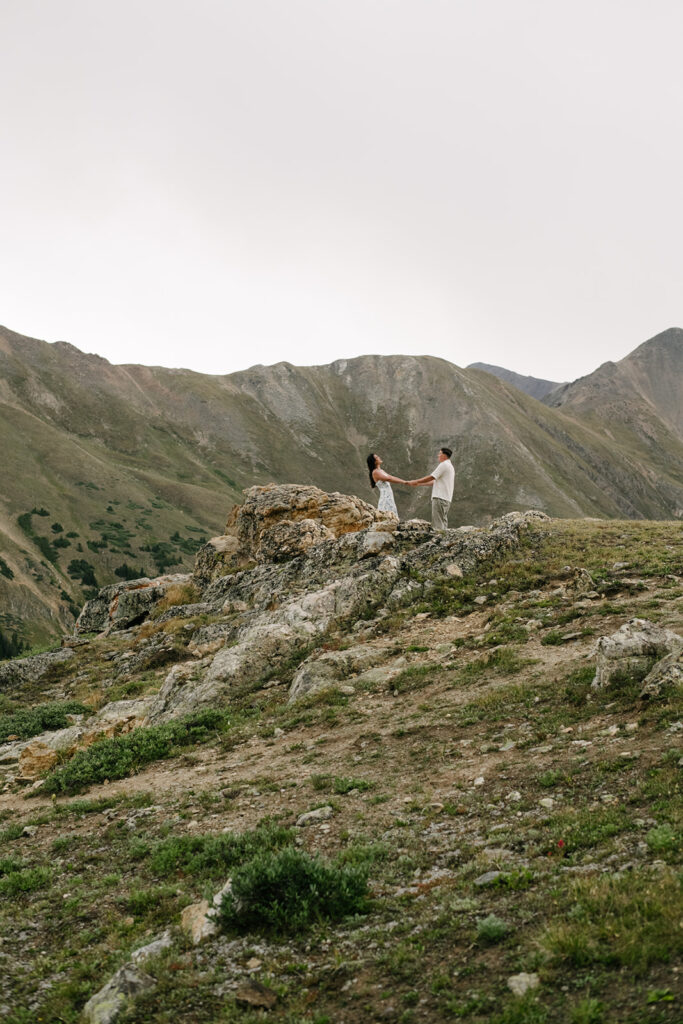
[0,517,680,1022]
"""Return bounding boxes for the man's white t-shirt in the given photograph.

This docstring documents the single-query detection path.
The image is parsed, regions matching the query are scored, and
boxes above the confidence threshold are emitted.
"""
[431,459,455,502]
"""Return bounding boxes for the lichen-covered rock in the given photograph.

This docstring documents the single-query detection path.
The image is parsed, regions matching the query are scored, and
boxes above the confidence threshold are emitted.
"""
[257,518,334,563]
[288,644,393,703]
[193,535,243,588]
[180,899,218,944]
[0,647,74,689]
[358,530,396,559]
[148,566,401,722]
[193,483,397,584]
[82,963,156,1024]
[18,740,61,778]
[640,648,683,699]
[75,574,192,634]
[592,618,682,689]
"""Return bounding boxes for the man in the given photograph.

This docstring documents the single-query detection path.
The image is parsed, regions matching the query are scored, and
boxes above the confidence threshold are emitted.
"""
[409,447,455,530]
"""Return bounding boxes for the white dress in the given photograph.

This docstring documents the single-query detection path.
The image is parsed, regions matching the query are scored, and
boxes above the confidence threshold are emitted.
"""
[376,479,398,516]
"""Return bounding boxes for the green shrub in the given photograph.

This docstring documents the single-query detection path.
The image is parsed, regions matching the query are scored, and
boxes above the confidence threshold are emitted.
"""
[67,559,98,587]
[42,710,230,795]
[218,846,370,933]
[476,913,511,944]
[646,824,678,854]
[149,821,294,879]
[0,557,14,580]
[0,866,51,897]
[0,700,89,744]
[541,630,564,646]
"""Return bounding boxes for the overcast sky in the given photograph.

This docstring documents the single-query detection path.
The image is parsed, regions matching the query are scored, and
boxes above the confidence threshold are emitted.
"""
[2,1,682,381]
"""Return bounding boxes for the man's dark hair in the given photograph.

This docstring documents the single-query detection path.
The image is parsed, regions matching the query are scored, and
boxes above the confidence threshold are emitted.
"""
[440,447,453,459]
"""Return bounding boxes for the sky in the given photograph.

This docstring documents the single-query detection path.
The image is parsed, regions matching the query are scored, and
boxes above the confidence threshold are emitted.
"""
[2,1,682,381]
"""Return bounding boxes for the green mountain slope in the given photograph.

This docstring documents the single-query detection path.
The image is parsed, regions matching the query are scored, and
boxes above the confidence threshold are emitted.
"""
[1,324,682,644]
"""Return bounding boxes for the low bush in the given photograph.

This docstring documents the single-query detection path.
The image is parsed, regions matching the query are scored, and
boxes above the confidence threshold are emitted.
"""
[0,866,52,897]
[476,913,511,944]
[148,821,294,879]
[218,846,370,933]
[42,709,230,795]
[0,700,89,744]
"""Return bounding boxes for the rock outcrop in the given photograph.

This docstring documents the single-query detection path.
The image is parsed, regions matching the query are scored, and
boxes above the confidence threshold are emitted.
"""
[592,618,682,689]
[143,494,548,723]
[75,574,192,635]
[0,648,74,689]
[193,483,397,584]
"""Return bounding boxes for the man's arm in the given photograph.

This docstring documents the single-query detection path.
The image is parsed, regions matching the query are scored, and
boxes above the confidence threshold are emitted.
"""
[408,475,435,486]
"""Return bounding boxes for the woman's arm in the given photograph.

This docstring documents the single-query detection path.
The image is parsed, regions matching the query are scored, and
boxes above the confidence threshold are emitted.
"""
[373,468,407,485]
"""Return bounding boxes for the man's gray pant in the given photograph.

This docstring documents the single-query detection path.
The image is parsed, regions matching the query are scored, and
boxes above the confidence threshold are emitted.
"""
[431,497,451,531]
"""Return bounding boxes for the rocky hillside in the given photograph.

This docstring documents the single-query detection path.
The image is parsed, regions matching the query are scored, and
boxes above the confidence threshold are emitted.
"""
[0,485,681,1023]
[545,328,683,501]
[1,324,683,646]
[467,363,565,400]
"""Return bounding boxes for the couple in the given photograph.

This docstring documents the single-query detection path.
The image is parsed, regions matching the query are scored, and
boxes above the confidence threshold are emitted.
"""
[366,447,455,530]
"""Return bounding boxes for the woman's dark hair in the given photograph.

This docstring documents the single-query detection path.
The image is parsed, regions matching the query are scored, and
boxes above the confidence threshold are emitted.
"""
[366,453,378,488]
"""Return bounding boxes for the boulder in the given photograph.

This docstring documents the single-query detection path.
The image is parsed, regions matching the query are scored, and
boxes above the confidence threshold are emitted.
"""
[18,741,60,778]
[180,899,218,944]
[75,574,192,634]
[0,648,74,690]
[193,535,243,588]
[130,929,172,964]
[288,644,392,703]
[296,805,333,826]
[640,648,683,699]
[592,619,682,689]
[82,963,156,1024]
[193,483,396,583]
[258,517,334,563]
[358,530,396,559]
[80,698,154,743]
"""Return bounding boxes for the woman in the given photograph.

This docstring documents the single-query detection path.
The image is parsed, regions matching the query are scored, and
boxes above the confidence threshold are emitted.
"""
[366,453,407,517]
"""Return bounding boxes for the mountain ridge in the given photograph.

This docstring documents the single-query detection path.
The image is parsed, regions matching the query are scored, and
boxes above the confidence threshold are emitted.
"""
[1,323,682,644]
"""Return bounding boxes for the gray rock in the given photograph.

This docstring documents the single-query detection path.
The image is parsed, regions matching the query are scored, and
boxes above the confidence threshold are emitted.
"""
[82,963,156,1024]
[592,619,682,689]
[155,602,213,624]
[75,574,191,634]
[288,644,392,703]
[148,566,400,722]
[0,647,74,689]
[296,805,333,826]
[258,518,335,563]
[507,973,539,997]
[130,929,172,964]
[640,648,683,699]
[473,871,502,887]
[358,530,395,558]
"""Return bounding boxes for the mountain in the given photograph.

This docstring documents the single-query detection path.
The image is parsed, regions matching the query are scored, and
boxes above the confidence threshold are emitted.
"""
[544,328,683,508]
[467,362,565,400]
[1,323,682,644]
